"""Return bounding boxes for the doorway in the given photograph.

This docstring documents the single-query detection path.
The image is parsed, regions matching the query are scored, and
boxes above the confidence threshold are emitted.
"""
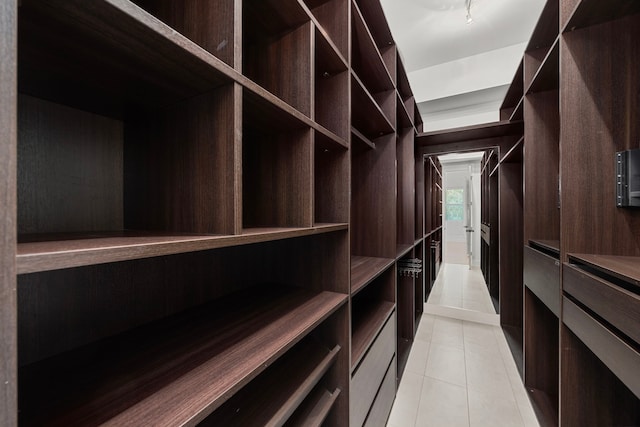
[439,152,483,268]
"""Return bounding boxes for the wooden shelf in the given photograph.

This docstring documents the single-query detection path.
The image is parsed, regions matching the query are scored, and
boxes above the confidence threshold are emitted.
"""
[509,97,524,121]
[417,121,524,146]
[284,386,341,427]
[563,0,640,33]
[19,0,237,118]
[351,256,395,296]
[17,224,348,274]
[396,244,413,260]
[530,239,560,258]
[500,136,524,164]
[199,340,340,426]
[351,127,376,149]
[527,388,559,427]
[243,77,348,149]
[19,286,347,426]
[351,1,394,93]
[397,94,413,129]
[526,38,559,94]
[567,254,640,288]
[351,302,395,370]
[351,72,395,138]
[353,0,394,50]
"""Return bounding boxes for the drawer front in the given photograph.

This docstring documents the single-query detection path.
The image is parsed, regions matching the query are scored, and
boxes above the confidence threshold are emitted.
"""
[524,245,560,316]
[564,264,640,345]
[351,312,396,427]
[563,297,640,398]
[363,356,397,427]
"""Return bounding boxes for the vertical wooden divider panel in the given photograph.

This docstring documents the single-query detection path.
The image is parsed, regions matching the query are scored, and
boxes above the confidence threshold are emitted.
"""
[233,83,243,235]
[0,0,17,424]
[560,18,640,258]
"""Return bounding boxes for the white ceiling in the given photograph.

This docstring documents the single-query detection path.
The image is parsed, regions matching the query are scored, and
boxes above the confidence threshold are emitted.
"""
[380,0,546,130]
[381,0,545,72]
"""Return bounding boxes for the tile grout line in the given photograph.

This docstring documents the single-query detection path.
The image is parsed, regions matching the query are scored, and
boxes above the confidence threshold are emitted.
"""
[462,320,472,427]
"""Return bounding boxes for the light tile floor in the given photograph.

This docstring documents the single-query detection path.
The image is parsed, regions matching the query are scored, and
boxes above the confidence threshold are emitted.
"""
[387,264,539,427]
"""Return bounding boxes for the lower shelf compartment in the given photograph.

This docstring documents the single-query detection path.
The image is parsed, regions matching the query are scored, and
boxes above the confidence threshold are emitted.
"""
[351,312,396,427]
[351,300,395,370]
[19,285,347,426]
[199,340,340,426]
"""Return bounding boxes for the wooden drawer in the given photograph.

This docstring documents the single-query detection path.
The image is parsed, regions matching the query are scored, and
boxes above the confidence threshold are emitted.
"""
[564,263,640,345]
[363,356,396,427]
[524,245,560,317]
[351,312,396,427]
[563,297,640,398]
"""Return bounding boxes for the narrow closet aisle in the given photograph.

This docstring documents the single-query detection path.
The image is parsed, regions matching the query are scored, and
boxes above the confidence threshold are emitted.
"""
[387,264,539,427]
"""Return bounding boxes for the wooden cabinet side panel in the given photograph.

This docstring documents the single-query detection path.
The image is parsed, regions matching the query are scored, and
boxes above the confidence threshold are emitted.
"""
[0,0,17,424]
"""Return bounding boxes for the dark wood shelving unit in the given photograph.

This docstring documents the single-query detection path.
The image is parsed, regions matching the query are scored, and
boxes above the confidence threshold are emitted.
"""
[2,0,460,424]
[520,4,561,422]
[18,286,346,426]
[500,1,640,425]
